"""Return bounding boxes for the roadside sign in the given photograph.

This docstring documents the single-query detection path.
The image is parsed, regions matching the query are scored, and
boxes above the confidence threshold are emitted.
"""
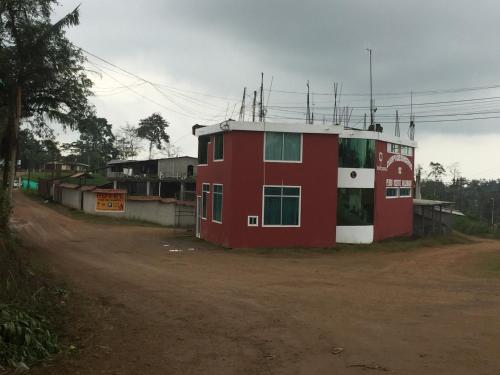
[95,191,125,212]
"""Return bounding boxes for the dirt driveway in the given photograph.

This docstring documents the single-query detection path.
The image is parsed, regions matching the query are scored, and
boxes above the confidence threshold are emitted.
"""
[10,192,500,374]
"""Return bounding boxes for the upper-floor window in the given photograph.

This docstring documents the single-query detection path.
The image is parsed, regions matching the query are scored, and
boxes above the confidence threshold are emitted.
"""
[400,146,413,157]
[198,136,209,165]
[339,138,375,169]
[264,132,301,162]
[388,143,400,154]
[213,133,224,160]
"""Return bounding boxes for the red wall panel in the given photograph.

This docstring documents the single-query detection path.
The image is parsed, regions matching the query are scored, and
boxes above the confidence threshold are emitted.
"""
[373,141,414,241]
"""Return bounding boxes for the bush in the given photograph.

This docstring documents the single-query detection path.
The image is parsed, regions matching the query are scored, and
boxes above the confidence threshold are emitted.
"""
[0,305,58,368]
[453,215,493,235]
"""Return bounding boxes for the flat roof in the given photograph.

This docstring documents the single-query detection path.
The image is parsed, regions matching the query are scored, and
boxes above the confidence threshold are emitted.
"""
[194,120,417,147]
[413,199,454,206]
[107,156,197,166]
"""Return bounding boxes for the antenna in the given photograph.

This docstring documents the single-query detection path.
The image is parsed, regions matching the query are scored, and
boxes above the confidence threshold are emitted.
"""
[265,76,274,122]
[363,113,367,130]
[306,81,311,124]
[259,73,264,122]
[239,87,246,121]
[366,48,374,129]
[252,90,257,122]
[395,110,400,137]
[333,82,338,125]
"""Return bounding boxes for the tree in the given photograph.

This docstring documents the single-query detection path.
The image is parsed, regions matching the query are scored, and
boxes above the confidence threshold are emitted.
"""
[427,162,446,182]
[62,116,117,169]
[115,123,142,160]
[0,1,93,196]
[136,113,170,159]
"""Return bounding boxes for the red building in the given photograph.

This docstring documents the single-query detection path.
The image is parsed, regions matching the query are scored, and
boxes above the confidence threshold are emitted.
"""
[194,121,416,248]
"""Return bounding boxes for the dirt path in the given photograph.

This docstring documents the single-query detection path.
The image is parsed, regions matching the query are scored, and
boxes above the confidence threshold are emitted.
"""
[10,192,500,374]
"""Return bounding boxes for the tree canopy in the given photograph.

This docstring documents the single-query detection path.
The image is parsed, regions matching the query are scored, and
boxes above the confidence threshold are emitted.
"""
[136,113,170,159]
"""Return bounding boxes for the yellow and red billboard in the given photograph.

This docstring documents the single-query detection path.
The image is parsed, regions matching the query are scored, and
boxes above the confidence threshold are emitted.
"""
[95,190,126,212]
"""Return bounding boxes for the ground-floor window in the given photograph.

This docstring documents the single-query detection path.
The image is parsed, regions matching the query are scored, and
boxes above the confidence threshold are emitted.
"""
[386,187,398,198]
[202,183,210,219]
[337,188,374,226]
[399,187,412,197]
[212,184,223,223]
[263,186,301,226]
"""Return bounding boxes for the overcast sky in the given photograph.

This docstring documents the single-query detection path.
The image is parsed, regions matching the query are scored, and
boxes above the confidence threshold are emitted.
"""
[53,0,500,180]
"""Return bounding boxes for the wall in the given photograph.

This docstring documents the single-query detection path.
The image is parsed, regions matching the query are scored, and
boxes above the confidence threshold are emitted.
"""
[158,157,197,178]
[81,192,194,226]
[373,141,414,241]
[196,131,339,248]
[61,188,81,210]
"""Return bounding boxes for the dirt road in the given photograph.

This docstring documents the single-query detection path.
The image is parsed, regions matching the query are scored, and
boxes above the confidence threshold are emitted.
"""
[10,192,500,374]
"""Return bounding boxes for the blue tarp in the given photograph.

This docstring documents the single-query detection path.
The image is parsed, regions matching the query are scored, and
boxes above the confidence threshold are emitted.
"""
[21,179,38,190]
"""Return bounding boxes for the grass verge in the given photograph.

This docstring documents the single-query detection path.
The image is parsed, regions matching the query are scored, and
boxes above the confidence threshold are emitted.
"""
[0,237,70,372]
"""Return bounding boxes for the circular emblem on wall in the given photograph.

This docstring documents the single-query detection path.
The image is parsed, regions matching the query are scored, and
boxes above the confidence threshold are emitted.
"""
[350,171,357,179]
[379,152,383,162]
[398,167,402,175]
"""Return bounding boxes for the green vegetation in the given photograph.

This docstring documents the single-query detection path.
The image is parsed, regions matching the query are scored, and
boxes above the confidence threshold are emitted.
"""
[453,215,500,238]
[0,237,68,370]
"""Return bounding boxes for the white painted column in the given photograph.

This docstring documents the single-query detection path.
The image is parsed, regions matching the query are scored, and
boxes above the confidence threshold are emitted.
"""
[113,180,117,189]
[146,181,151,196]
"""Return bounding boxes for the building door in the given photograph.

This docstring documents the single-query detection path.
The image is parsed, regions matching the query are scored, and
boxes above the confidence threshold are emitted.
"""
[196,196,202,238]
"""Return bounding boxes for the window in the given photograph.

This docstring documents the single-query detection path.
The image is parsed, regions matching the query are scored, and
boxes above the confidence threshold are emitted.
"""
[202,183,210,219]
[198,136,209,165]
[385,187,398,198]
[337,188,374,225]
[401,146,413,156]
[212,184,223,223]
[248,216,258,226]
[387,143,400,154]
[339,138,375,168]
[264,132,301,162]
[214,133,224,160]
[187,165,194,177]
[399,187,412,197]
[263,186,301,226]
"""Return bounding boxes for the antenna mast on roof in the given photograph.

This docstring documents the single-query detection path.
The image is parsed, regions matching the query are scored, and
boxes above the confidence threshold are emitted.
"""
[409,90,416,140]
[252,90,257,122]
[363,113,367,130]
[366,48,374,129]
[239,87,246,121]
[259,73,264,122]
[395,110,400,137]
[306,81,311,124]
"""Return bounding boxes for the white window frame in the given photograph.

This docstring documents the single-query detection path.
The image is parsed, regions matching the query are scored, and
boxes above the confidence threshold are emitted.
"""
[212,183,223,224]
[385,187,399,199]
[399,187,412,198]
[198,137,210,167]
[401,146,413,157]
[247,215,259,227]
[201,183,210,219]
[263,132,303,163]
[261,185,301,227]
[387,143,400,154]
[213,133,224,162]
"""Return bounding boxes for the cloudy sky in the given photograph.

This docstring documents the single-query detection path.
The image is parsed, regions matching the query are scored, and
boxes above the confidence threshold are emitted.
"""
[53,0,500,180]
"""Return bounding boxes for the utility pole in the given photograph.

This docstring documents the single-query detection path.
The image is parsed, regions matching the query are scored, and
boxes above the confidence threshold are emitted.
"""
[395,110,400,137]
[252,90,257,122]
[491,197,495,227]
[366,48,374,129]
[239,87,246,121]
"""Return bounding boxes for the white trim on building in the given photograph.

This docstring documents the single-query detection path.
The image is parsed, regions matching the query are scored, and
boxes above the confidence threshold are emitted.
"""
[336,225,374,244]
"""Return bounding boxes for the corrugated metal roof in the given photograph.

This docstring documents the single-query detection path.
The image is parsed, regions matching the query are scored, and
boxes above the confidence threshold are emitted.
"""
[59,183,79,189]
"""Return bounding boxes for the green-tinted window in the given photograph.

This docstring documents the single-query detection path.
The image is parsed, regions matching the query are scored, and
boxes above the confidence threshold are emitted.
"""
[214,133,224,160]
[339,138,375,168]
[386,188,398,198]
[337,188,374,226]
[263,186,300,226]
[212,184,223,222]
[265,132,301,161]
[198,136,209,164]
[399,188,411,197]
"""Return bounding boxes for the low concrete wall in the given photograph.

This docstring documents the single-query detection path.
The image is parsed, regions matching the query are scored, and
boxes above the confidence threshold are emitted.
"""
[81,191,194,226]
[61,188,81,210]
